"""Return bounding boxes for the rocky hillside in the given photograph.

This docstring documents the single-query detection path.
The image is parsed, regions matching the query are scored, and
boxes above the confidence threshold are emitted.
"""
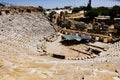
[0,6,55,55]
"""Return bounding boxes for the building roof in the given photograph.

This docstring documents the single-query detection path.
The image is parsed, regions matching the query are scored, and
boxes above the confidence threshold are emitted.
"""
[95,16,110,20]
[62,34,91,41]
[81,35,91,40]
[62,34,81,41]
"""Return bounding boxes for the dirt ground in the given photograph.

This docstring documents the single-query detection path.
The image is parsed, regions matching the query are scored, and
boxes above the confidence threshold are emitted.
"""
[0,35,120,80]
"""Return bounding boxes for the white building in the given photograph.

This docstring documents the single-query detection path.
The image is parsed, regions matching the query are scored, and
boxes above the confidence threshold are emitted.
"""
[46,9,72,15]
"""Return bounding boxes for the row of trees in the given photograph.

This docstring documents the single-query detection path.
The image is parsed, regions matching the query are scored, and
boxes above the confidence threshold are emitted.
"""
[72,5,120,19]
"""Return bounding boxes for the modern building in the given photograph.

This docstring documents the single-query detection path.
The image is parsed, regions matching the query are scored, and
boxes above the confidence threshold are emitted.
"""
[46,9,72,15]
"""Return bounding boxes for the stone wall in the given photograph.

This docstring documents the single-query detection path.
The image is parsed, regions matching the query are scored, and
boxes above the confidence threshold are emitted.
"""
[0,6,43,15]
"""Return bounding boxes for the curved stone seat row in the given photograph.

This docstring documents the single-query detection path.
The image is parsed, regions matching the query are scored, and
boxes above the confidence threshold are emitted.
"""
[0,35,28,44]
[0,39,32,54]
[66,41,120,62]
[0,33,51,56]
[67,55,97,61]
[28,52,45,56]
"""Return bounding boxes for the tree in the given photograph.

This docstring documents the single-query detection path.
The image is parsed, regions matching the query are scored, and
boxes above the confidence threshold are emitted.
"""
[109,5,120,19]
[97,7,110,16]
[85,6,111,19]
[72,6,86,13]
[86,0,92,11]
[85,8,99,19]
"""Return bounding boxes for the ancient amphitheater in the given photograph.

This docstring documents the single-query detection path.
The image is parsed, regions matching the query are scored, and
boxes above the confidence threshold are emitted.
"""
[0,6,120,80]
[0,6,55,55]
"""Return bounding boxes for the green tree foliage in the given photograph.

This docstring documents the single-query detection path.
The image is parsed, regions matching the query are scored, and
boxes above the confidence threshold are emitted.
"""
[72,6,86,13]
[85,6,120,19]
[85,7,110,19]
[85,8,99,19]
[109,5,120,19]
[86,0,92,11]
[97,7,110,15]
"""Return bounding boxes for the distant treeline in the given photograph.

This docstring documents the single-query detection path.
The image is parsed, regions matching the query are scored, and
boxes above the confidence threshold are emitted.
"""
[72,6,120,19]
